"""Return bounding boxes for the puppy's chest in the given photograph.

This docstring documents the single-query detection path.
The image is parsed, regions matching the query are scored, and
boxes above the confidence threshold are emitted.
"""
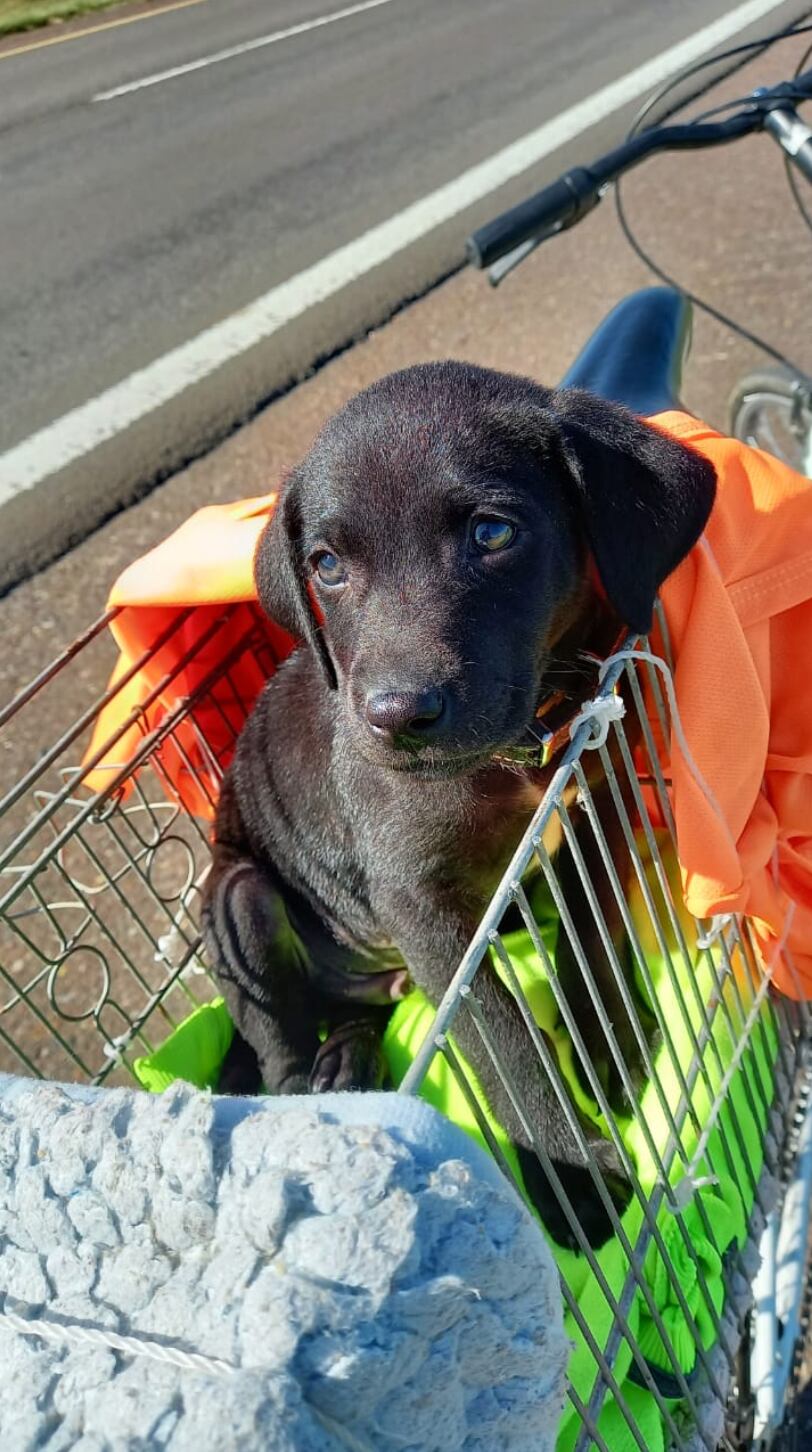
[362,767,562,901]
[459,771,575,874]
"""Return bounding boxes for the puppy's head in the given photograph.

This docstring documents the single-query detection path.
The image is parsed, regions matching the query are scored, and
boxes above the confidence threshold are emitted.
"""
[255,362,714,773]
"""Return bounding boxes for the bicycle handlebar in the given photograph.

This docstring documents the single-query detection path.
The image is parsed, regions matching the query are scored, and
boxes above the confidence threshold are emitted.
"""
[466,167,602,270]
[467,70,812,272]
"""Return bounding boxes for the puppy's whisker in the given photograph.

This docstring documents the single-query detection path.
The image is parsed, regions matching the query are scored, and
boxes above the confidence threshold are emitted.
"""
[488,679,535,698]
[542,659,596,685]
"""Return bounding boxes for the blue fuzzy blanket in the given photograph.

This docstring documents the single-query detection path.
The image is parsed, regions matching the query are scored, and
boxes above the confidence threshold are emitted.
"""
[0,1077,569,1451]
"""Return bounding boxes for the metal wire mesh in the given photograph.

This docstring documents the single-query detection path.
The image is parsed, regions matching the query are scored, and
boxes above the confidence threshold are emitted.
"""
[1,600,810,1451]
[395,613,811,1450]
[0,605,281,1084]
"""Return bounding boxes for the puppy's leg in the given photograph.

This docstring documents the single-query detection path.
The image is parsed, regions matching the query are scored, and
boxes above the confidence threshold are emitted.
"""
[390,899,630,1249]
[218,1028,263,1096]
[554,771,655,1110]
[202,855,321,1095]
[203,853,406,1095]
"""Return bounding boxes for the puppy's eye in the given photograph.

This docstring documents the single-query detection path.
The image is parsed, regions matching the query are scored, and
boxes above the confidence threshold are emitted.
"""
[472,518,516,554]
[313,551,347,587]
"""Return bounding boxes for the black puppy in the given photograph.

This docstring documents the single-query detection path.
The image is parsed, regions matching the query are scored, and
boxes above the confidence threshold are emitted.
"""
[201,362,715,1247]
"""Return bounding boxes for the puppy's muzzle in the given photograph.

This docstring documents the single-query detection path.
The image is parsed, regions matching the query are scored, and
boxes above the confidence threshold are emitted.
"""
[364,688,446,747]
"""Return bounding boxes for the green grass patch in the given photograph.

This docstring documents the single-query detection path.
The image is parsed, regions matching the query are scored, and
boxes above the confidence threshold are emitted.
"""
[0,0,141,38]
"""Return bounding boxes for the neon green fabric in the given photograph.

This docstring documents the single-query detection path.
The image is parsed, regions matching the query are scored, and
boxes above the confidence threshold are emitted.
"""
[381,885,775,1452]
[134,863,776,1452]
[134,998,234,1093]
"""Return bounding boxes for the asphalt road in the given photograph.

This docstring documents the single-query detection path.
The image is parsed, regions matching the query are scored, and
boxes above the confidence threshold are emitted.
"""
[0,0,806,586]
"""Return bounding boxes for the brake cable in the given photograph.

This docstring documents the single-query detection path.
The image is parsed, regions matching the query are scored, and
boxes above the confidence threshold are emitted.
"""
[614,17,812,379]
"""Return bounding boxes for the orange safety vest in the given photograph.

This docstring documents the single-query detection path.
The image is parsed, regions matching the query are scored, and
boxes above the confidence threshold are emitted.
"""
[83,413,812,999]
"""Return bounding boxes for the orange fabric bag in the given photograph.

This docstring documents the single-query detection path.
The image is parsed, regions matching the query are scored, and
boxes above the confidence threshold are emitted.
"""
[649,414,812,998]
[82,495,291,818]
[82,415,812,997]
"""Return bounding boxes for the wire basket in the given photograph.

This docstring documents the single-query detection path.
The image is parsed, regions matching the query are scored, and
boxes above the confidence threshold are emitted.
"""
[1,600,810,1452]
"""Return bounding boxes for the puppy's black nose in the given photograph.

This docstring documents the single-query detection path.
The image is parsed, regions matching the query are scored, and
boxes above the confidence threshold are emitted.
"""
[365,689,446,743]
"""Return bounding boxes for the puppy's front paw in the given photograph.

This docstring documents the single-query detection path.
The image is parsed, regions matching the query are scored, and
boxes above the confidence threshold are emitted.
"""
[216,1033,312,1096]
[309,1020,387,1093]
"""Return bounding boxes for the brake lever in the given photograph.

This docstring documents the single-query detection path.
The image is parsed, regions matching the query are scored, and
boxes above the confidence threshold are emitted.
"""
[486,183,609,286]
[487,232,548,286]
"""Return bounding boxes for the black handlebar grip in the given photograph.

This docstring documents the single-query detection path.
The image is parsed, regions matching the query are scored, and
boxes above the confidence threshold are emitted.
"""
[466,167,601,269]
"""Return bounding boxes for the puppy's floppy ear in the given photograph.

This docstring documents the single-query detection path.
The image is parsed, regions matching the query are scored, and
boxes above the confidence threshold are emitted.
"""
[254,472,337,690]
[550,389,716,632]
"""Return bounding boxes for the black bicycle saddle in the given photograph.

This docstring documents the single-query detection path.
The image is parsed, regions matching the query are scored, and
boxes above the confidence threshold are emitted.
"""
[559,286,691,416]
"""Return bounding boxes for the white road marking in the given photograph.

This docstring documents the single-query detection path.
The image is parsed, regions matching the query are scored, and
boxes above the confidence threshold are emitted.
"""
[0,0,796,505]
[93,0,398,102]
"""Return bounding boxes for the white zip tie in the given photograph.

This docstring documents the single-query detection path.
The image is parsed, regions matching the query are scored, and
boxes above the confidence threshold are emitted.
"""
[101,1033,131,1066]
[597,647,750,960]
[154,867,210,975]
[568,692,625,750]
[597,648,726,825]
[154,929,206,976]
[592,642,785,1218]
[669,1173,721,1212]
[604,647,799,982]
[668,1167,723,1213]
[695,914,737,952]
